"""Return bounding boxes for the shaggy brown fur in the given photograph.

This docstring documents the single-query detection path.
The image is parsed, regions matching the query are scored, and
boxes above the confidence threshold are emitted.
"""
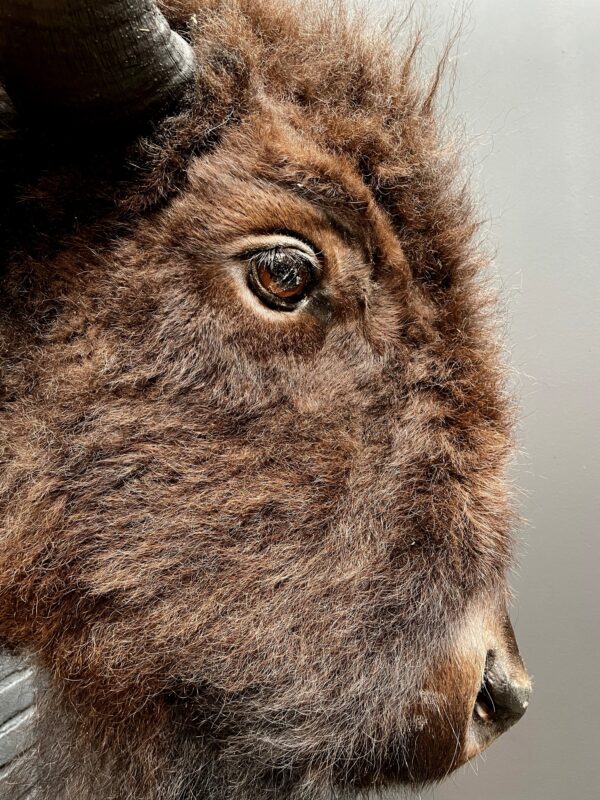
[0,1,520,798]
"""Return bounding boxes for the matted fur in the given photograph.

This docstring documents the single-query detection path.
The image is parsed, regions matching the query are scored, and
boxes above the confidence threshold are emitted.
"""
[0,1,516,798]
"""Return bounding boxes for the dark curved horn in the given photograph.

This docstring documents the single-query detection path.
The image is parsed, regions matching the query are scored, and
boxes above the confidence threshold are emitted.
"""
[0,1,195,125]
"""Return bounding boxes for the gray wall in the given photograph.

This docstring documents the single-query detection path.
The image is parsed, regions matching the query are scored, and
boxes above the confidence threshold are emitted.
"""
[367,0,598,798]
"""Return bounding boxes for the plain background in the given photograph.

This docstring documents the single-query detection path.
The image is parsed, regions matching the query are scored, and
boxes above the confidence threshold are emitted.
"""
[365,1,599,799]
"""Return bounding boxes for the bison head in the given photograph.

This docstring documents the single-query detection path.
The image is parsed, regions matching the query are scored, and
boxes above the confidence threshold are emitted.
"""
[0,1,530,798]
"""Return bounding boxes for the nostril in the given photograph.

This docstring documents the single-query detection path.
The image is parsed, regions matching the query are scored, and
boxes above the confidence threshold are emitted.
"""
[464,619,531,764]
[473,650,531,731]
[473,683,496,724]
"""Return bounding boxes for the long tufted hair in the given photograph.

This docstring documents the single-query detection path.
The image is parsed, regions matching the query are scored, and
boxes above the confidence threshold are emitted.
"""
[0,1,514,798]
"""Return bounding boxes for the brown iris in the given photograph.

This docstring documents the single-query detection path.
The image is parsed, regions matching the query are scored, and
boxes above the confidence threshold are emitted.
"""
[248,246,317,310]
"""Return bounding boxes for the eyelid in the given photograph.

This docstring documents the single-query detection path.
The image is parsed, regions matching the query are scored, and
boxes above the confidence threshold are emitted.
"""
[231,233,322,263]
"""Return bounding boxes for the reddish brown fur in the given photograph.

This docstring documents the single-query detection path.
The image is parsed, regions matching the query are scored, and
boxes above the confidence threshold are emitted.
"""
[0,1,517,798]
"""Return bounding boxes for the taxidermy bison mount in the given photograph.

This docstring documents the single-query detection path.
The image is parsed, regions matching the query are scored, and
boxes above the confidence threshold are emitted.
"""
[0,1,531,798]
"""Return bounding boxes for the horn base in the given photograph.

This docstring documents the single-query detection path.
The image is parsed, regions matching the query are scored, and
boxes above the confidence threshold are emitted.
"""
[0,1,196,125]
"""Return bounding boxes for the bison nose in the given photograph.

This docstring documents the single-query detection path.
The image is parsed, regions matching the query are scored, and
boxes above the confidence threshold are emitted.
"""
[467,648,531,758]
[474,650,531,727]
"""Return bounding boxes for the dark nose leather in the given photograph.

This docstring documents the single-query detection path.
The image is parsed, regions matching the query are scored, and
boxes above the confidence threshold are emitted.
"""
[473,650,532,736]
[463,614,531,763]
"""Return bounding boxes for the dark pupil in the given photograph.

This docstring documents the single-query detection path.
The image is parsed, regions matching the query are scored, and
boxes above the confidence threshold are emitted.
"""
[256,248,311,299]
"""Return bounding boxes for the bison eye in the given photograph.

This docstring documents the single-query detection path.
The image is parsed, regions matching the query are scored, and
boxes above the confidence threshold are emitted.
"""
[246,243,318,311]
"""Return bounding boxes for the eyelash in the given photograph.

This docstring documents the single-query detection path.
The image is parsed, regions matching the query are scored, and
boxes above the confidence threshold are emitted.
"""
[259,229,323,260]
